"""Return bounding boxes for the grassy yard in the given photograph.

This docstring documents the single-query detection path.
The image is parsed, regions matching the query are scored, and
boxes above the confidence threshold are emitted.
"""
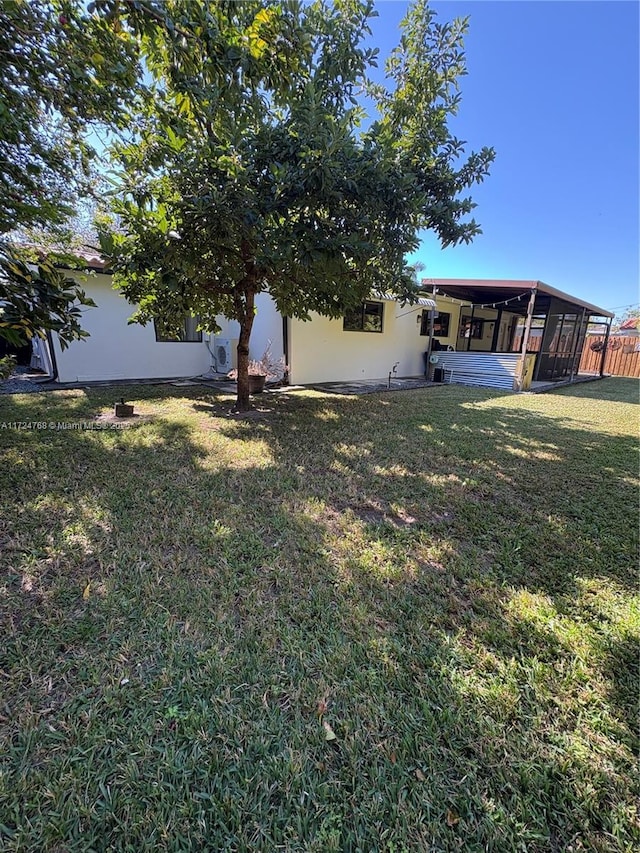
[0,377,638,852]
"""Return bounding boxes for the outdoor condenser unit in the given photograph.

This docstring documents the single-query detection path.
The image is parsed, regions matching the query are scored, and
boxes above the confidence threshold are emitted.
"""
[213,337,238,373]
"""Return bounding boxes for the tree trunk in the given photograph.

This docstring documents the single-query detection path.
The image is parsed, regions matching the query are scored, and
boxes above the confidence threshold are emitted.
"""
[234,287,256,412]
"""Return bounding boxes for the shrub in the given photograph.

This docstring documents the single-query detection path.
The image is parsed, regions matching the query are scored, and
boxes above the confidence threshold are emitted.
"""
[0,355,17,381]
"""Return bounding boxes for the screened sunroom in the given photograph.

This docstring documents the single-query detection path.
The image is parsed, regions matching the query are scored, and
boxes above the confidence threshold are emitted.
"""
[420,279,613,391]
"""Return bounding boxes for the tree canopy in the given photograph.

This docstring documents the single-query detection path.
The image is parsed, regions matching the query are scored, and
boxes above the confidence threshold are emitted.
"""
[0,0,141,348]
[101,0,494,409]
[2,0,493,395]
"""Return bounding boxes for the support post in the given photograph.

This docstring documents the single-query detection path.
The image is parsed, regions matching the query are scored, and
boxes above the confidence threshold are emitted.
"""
[466,303,475,352]
[490,308,503,352]
[425,309,435,378]
[423,285,437,379]
[600,319,611,377]
[515,286,537,391]
[569,307,586,382]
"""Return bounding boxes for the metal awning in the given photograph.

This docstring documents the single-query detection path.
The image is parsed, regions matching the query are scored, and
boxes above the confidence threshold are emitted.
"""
[375,291,436,309]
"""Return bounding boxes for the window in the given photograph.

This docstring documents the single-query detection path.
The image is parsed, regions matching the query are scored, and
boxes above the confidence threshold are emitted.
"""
[154,315,202,343]
[343,301,384,333]
[459,315,484,339]
[420,311,450,337]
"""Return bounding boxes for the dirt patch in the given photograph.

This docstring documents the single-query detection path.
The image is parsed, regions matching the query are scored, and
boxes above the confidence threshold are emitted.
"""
[94,413,156,428]
[340,503,422,528]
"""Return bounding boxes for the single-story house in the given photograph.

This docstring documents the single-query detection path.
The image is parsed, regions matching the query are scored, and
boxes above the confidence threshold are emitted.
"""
[30,254,613,392]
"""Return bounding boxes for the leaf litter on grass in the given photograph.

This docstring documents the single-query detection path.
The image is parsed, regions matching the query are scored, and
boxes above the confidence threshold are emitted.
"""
[0,378,638,852]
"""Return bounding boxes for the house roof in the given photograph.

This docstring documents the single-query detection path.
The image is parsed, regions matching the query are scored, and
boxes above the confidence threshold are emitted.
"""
[71,247,109,271]
[620,317,639,330]
[15,243,110,272]
[421,278,613,319]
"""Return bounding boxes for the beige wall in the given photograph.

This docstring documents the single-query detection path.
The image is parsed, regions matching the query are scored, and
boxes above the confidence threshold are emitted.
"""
[288,297,462,385]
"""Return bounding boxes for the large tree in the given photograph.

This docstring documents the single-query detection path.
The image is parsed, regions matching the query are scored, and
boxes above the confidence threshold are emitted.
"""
[0,0,143,234]
[0,0,143,348]
[101,0,494,410]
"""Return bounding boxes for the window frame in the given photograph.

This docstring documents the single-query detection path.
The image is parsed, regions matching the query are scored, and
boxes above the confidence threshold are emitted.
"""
[420,311,451,337]
[459,315,485,340]
[343,300,384,333]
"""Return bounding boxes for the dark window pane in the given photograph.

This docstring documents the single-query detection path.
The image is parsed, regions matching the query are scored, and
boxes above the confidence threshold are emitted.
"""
[343,307,363,331]
[460,315,484,339]
[154,315,202,343]
[183,315,202,342]
[434,312,450,337]
[363,302,383,332]
[343,301,383,333]
[421,311,450,337]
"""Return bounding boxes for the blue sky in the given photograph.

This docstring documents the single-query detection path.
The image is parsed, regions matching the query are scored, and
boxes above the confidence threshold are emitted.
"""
[366,1,639,316]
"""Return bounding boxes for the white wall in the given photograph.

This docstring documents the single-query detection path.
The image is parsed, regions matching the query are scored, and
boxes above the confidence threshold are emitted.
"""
[289,298,461,385]
[53,273,211,382]
[215,292,284,365]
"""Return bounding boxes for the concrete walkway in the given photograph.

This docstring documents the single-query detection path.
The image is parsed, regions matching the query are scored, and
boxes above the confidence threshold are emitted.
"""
[309,377,435,395]
[1,369,605,398]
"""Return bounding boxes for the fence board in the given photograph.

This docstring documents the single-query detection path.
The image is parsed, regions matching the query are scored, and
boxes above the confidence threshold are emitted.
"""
[579,336,640,378]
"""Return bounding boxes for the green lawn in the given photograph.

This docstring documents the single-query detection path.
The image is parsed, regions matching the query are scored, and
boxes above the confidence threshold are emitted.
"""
[1,378,638,852]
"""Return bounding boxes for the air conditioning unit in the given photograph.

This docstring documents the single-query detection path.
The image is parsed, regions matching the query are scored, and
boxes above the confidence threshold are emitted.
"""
[213,337,237,373]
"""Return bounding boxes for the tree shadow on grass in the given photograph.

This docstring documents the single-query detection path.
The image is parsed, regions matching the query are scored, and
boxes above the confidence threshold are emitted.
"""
[0,383,638,852]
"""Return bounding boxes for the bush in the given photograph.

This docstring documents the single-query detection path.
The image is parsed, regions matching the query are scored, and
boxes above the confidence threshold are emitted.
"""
[0,355,17,380]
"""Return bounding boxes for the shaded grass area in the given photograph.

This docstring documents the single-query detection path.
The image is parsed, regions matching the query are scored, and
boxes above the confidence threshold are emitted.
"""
[1,377,638,852]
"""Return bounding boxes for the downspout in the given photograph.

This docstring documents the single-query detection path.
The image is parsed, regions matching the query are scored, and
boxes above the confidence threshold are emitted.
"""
[600,318,611,377]
[514,286,537,391]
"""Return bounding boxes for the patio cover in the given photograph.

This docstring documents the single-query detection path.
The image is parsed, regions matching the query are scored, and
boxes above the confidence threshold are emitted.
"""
[421,279,613,318]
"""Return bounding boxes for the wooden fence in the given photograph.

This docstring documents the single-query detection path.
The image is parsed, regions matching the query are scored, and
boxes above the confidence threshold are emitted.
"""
[579,336,640,378]
[510,333,640,378]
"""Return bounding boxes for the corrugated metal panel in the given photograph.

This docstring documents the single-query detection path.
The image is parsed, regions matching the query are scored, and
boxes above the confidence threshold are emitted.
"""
[375,291,436,309]
[431,352,520,390]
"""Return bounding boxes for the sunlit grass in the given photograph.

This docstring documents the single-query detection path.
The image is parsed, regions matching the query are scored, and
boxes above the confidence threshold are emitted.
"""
[0,377,638,852]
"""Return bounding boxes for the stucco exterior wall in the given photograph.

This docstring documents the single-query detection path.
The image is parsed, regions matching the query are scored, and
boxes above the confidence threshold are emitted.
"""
[52,279,470,386]
[53,273,211,383]
[288,297,462,385]
[214,292,284,365]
